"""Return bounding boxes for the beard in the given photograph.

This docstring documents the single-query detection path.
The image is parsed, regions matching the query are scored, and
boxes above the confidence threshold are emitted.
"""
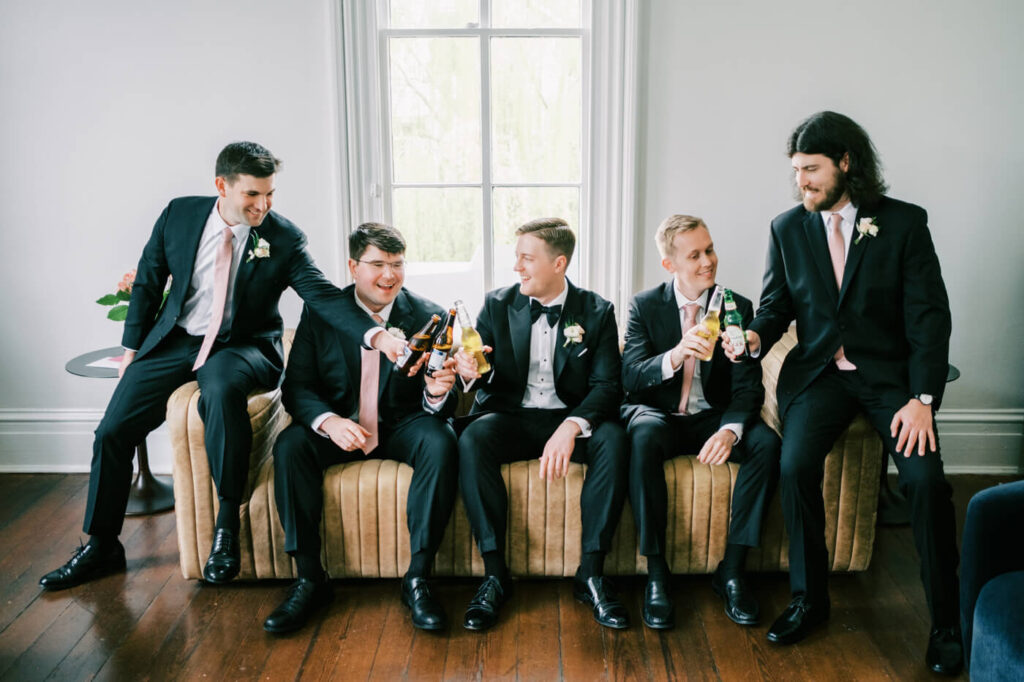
[796,168,848,212]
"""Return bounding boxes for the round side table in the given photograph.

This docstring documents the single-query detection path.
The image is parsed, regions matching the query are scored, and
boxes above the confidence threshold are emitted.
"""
[66,347,175,515]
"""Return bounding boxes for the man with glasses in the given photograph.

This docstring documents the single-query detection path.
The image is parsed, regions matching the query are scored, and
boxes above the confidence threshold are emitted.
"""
[263,222,461,634]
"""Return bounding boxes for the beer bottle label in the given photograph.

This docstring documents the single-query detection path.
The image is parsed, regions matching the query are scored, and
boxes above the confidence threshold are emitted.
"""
[725,325,746,353]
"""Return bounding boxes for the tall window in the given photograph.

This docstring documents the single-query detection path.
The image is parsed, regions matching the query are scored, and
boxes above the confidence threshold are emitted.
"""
[379,1,588,314]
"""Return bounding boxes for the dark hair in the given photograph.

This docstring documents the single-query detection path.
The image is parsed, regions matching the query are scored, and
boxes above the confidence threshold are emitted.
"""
[349,222,406,260]
[515,217,576,264]
[215,141,282,182]
[787,111,888,206]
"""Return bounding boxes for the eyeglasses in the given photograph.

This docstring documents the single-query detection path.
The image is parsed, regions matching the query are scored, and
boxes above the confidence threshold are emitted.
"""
[356,259,406,272]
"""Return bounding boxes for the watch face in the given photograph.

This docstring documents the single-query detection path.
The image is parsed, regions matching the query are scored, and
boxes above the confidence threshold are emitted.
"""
[918,394,934,405]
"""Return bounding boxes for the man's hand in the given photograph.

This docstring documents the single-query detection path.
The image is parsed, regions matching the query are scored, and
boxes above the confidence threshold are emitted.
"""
[320,416,371,452]
[454,346,492,383]
[891,399,937,457]
[370,329,406,363]
[697,428,737,465]
[668,324,715,369]
[722,330,760,363]
[118,350,136,378]
[539,421,580,480]
[424,357,457,398]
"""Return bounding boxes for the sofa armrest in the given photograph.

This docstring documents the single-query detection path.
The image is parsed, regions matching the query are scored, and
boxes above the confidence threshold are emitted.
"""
[759,326,798,435]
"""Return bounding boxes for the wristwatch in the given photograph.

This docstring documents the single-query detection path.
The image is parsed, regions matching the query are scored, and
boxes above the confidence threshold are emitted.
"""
[915,393,934,406]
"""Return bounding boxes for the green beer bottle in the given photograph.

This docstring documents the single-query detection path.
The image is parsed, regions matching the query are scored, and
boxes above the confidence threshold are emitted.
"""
[722,289,747,357]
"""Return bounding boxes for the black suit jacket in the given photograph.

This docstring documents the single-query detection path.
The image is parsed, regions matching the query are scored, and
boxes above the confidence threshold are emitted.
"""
[123,196,372,367]
[470,281,622,428]
[621,282,765,429]
[747,196,951,417]
[282,285,456,430]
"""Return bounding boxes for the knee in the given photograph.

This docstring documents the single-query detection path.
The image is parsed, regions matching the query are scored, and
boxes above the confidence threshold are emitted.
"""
[272,425,312,472]
[779,449,820,486]
[414,424,458,470]
[197,378,246,413]
[592,422,629,471]
[898,459,950,496]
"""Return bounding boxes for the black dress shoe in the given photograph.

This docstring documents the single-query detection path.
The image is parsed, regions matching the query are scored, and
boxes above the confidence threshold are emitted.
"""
[711,566,759,625]
[766,595,829,645]
[401,576,446,630]
[463,575,508,631]
[573,571,630,630]
[642,579,675,630]
[39,540,126,591]
[926,627,964,676]
[263,578,333,633]
[203,528,241,584]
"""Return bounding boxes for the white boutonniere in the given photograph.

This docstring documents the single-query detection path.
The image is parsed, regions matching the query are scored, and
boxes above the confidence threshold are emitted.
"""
[246,232,271,262]
[562,320,585,347]
[854,217,879,245]
[387,324,406,340]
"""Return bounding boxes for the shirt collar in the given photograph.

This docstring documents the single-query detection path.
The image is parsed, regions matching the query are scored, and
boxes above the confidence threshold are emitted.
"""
[820,201,858,230]
[353,288,394,324]
[529,280,568,309]
[672,281,710,311]
[212,199,251,243]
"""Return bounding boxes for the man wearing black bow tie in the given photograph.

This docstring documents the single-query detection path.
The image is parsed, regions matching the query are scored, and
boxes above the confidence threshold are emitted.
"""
[454,218,629,631]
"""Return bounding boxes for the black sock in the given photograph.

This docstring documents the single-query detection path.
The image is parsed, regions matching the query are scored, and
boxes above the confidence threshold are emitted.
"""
[579,551,605,579]
[216,499,240,532]
[293,553,325,583]
[646,554,671,582]
[407,551,432,579]
[482,551,508,580]
[87,535,116,552]
[719,543,748,577]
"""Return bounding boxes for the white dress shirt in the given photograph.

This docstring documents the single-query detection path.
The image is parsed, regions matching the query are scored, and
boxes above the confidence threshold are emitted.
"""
[520,283,592,438]
[660,282,743,441]
[312,290,441,437]
[177,200,251,337]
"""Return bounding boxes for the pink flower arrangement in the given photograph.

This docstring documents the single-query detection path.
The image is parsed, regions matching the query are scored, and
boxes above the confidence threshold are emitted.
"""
[98,269,170,322]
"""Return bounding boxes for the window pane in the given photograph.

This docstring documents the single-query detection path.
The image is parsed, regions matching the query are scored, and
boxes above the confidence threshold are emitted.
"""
[389,38,481,183]
[491,186,580,289]
[492,0,581,28]
[491,38,581,184]
[394,187,485,319]
[389,0,478,28]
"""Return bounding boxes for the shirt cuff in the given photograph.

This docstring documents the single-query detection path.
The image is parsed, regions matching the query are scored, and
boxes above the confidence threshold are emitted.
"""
[122,347,137,353]
[565,416,592,439]
[422,390,446,413]
[661,351,681,381]
[720,422,744,443]
[363,326,387,348]
[311,412,338,438]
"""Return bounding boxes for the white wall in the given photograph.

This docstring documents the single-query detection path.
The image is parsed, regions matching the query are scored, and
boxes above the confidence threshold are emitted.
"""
[637,0,1024,471]
[0,0,346,471]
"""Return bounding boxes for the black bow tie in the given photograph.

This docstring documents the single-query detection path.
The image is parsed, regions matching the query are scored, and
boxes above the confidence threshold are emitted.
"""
[530,299,562,326]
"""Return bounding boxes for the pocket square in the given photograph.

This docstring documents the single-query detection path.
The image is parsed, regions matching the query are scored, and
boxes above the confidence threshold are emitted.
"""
[576,347,589,358]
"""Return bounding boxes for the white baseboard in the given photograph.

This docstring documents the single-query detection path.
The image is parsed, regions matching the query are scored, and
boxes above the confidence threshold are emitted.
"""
[0,407,1021,476]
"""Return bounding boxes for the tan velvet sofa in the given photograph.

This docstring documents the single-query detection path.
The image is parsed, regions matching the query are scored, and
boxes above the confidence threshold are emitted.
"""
[169,328,883,580]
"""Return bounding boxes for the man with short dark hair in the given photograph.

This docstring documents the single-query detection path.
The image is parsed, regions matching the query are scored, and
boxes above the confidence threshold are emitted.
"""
[40,143,407,592]
[623,215,780,630]
[263,223,459,633]
[453,217,630,632]
[725,112,962,674]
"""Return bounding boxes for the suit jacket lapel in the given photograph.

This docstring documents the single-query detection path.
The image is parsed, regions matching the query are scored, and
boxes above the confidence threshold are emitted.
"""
[508,291,532,385]
[378,291,415,399]
[839,207,873,305]
[659,281,683,347]
[553,282,581,381]
[802,211,840,304]
[179,198,217,290]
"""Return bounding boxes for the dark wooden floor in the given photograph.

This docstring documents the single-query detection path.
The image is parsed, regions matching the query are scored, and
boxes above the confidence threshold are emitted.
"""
[0,474,1015,681]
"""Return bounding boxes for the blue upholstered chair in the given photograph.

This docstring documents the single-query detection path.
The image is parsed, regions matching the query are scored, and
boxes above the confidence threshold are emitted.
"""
[960,479,1024,680]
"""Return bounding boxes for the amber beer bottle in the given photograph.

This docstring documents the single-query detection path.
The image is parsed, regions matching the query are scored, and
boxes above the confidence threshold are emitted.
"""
[695,285,724,361]
[722,289,748,357]
[394,313,441,373]
[426,309,456,376]
[454,299,491,374]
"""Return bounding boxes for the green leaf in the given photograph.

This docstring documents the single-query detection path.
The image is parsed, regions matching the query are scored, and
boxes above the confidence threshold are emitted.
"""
[107,305,129,321]
[116,289,131,302]
[96,294,120,306]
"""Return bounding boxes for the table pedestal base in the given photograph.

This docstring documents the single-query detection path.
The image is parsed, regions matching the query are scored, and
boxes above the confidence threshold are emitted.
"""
[125,441,175,516]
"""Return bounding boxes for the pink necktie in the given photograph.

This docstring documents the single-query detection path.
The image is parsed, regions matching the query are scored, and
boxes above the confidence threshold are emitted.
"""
[827,213,856,370]
[678,303,701,414]
[358,314,384,454]
[192,227,234,371]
